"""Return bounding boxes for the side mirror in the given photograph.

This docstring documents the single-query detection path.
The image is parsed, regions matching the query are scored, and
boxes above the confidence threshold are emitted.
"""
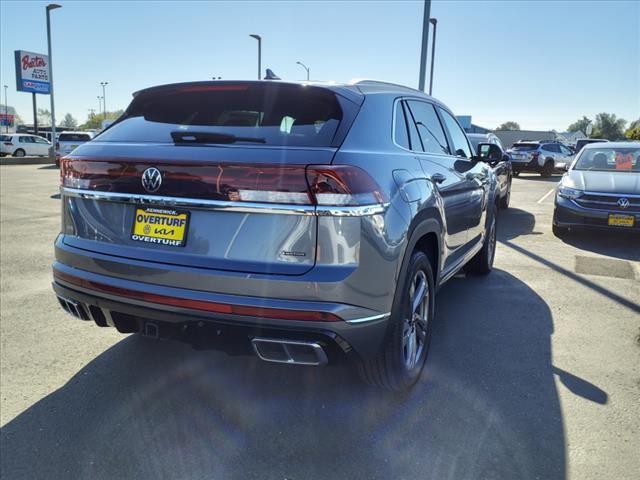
[477,143,502,163]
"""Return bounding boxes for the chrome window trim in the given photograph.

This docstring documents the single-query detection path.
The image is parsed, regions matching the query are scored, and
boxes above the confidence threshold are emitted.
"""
[344,312,391,324]
[581,191,640,199]
[61,187,388,217]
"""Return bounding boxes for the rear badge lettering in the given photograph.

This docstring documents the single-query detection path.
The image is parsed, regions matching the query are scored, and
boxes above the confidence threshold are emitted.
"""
[281,251,306,257]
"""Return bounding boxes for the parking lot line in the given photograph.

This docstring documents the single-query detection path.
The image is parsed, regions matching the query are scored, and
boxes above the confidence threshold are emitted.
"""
[537,187,557,204]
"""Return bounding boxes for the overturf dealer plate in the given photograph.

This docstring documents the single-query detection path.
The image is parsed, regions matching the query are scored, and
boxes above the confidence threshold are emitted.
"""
[131,207,190,247]
[607,214,635,227]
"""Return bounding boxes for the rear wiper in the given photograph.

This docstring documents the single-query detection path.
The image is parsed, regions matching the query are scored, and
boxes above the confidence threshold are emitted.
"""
[171,131,266,145]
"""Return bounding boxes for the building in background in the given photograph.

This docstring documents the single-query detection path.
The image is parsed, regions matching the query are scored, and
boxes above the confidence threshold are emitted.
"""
[457,115,492,134]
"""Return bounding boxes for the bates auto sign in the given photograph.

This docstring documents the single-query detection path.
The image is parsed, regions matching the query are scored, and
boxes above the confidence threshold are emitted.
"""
[14,50,51,94]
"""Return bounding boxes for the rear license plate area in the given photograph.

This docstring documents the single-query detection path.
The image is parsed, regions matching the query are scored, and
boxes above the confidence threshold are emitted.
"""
[131,207,190,246]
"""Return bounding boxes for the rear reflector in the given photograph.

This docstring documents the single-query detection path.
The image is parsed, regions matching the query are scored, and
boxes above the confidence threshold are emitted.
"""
[61,159,387,207]
[53,269,341,322]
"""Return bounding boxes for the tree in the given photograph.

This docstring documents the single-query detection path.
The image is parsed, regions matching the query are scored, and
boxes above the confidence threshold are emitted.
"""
[625,119,640,140]
[59,113,78,129]
[591,113,626,140]
[496,121,520,131]
[78,110,124,130]
[567,116,591,135]
[37,108,51,126]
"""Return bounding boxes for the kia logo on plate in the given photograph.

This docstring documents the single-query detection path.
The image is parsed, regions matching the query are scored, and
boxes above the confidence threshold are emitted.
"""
[617,198,630,209]
[141,167,162,193]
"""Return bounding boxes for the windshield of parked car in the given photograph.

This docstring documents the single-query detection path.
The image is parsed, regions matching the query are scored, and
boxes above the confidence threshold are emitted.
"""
[97,83,346,147]
[573,147,640,172]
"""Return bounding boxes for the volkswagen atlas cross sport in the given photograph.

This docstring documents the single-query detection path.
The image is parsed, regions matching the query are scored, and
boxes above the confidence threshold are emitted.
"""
[553,142,640,236]
[53,80,501,390]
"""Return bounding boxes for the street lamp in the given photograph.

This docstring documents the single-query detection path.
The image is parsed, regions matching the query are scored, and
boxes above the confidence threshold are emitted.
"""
[249,34,262,80]
[418,0,432,91]
[428,18,437,96]
[296,61,310,81]
[46,4,61,156]
[97,96,103,116]
[100,82,108,118]
[3,85,8,133]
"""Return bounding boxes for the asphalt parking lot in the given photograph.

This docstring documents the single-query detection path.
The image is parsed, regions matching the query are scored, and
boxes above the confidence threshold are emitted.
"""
[1,164,638,480]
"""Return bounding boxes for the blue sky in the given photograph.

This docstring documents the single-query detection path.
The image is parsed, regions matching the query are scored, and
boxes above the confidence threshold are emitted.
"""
[1,0,638,131]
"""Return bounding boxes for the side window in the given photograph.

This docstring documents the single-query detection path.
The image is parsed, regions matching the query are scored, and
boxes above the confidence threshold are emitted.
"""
[35,137,49,144]
[19,136,26,143]
[437,108,472,158]
[404,102,424,152]
[559,145,572,155]
[406,101,450,155]
[543,144,560,153]
[393,101,410,149]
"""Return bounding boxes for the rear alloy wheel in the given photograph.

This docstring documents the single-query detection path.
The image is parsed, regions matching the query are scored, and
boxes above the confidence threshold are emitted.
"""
[358,250,434,391]
[541,160,554,177]
[13,149,26,158]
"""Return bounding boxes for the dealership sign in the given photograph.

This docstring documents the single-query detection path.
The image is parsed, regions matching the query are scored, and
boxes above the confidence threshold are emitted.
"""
[14,50,51,94]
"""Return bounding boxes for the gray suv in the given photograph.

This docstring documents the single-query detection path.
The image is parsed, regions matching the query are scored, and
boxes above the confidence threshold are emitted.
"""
[510,140,575,177]
[53,80,500,390]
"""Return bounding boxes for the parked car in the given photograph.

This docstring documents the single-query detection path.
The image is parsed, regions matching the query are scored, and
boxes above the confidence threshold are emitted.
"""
[0,133,51,157]
[468,133,512,208]
[52,80,501,391]
[553,142,640,235]
[509,140,575,177]
[55,131,96,165]
[575,138,608,153]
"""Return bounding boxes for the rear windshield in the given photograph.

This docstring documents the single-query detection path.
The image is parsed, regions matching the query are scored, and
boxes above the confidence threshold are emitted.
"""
[574,147,640,172]
[97,83,346,147]
[59,133,92,142]
[512,143,539,151]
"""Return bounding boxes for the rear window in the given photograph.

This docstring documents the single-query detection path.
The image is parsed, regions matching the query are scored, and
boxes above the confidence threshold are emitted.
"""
[512,143,539,151]
[59,133,92,142]
[0,135,11,142]
[98,83,348,147]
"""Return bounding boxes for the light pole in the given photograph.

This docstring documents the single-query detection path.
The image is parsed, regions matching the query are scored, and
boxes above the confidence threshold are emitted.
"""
[418,0,432,91]
[428,18,437,96]
[46,4,61,156]
[249,34,262,80]
[296,61,310,81]
[97,96,102,117]
[100,82,108,118]
[3,85,7,133]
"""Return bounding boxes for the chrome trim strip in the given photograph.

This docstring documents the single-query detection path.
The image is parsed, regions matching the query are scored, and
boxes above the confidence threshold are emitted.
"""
[570,199,640,214]
[582,191,640,199]
[61,187,388,217]
[344,312,391,324]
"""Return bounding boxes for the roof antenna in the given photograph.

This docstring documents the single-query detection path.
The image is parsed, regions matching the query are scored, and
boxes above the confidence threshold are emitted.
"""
[264,69,281,80]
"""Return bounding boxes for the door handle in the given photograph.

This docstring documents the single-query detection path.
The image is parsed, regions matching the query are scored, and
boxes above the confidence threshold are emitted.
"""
[431,173,447,184]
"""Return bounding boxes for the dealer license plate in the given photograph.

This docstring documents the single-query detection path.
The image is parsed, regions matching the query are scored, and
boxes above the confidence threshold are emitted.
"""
[131,207,190,246]
[607,214,635,227]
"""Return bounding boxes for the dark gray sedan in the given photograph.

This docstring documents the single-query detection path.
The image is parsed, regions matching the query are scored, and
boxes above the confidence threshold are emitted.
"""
[553,142,640,235]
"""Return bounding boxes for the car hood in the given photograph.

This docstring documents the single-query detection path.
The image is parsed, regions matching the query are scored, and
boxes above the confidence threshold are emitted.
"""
[564,170,640,195]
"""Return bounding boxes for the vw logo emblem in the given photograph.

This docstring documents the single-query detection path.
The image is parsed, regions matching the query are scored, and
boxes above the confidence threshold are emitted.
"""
[141,167,162,193]
[617,197,630,209]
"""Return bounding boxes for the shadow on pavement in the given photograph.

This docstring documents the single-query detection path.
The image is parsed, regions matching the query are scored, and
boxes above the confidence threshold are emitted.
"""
[1,270,570,479]
[498,207,539,239]
[557,230,640,262]
[38,164,59,170]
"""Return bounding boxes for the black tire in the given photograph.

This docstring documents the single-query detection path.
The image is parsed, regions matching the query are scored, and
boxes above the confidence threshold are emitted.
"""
[499,183,511,209]
[512,170,520,177]
[541,160,554,177]
[465,203,497,275]
[13,149,26,158]
[358,250,435,391]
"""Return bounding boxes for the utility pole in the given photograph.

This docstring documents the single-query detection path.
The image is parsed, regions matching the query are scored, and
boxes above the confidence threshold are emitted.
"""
[249,34,262,80]
[46,4,62,157]
[418,0,432,92]
[100,82,108,118]
[3,85,8,133]
[428,18,438,96]
[32,93,38,135]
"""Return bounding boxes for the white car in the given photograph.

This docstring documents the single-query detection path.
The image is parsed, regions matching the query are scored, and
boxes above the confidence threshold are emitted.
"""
[56,131,96,163]
[0,134,52,157]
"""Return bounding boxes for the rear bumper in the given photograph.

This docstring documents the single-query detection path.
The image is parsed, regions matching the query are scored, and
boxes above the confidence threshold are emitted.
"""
[52,262,391,362]
[553,196,640,232]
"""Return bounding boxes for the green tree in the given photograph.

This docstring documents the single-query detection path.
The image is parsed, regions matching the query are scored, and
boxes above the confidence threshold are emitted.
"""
[496,121,520,131]
[37,108,51,126]
[625,119,640,140]
[567,116,591,135]
[60,113,78,129]
[591,113,626,140]
[78,110,124,130]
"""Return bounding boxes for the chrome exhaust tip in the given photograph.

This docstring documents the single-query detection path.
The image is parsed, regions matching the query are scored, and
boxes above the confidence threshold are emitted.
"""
[56,294,88,320]
[251,337,328,366]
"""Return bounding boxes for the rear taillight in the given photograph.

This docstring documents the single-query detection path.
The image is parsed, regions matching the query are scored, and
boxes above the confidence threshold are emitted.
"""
[3,142,12,146]
[60,160,387,207]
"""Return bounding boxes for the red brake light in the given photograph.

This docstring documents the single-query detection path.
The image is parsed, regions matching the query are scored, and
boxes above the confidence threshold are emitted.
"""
[306,165,388,206]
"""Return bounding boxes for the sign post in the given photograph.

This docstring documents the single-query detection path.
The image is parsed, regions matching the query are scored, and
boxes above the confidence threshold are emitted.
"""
[14,50,50,137]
